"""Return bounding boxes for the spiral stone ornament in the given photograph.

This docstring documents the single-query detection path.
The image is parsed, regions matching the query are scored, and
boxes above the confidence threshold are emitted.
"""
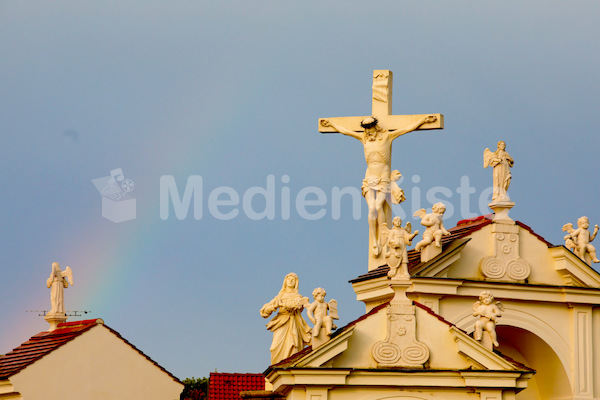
[507,259,530,280]
[372,340,401,364]
[402,342,430,365]
[480,256,506,279]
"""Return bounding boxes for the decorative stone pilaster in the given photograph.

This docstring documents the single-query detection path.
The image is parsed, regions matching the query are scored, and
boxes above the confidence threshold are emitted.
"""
[371,281,429,368]
[479,218,531,282]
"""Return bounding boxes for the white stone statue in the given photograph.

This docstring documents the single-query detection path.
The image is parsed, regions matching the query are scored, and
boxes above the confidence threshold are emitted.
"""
[380,216,419,279]
[307,287,338,339]
[562,217,600,265]
[260,273,311,364]
[46,262,73,315]
[414,202,450,252]
[320,116,436,258]
[318,71,443,270]
[483,141,514,202]
[562,223,578,252]
[472,291,503,348]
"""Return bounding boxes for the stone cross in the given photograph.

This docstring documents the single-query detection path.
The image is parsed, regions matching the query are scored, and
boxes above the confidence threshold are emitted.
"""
[318,70,444,271]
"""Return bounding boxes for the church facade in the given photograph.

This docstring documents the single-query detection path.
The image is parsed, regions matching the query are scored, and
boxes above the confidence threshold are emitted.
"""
[260,213,600,400]
[257,70,600,400]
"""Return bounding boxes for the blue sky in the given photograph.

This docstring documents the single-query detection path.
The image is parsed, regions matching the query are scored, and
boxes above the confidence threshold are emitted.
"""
[1,1,599,379]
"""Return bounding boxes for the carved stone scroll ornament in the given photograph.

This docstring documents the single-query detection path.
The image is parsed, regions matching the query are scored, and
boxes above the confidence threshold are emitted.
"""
[371,283,429,367]
[480,225,531,282]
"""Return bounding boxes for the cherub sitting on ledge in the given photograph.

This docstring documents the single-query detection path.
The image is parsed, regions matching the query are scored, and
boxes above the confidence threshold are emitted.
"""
[563,216,600,264]
[307,288,338,338]
[472,291,503,347]
[414,202,450,251]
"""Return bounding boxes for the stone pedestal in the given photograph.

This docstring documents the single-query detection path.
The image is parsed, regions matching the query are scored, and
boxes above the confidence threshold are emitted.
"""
[489,201,515,224]
[311,328,331,349]
[420,243,442,263]
[45,312,67,331]
[479,212,531,282]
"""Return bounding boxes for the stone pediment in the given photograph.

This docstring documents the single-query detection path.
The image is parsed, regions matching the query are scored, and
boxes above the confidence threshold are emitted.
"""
[268,299,528,374]
[266,291,532,395]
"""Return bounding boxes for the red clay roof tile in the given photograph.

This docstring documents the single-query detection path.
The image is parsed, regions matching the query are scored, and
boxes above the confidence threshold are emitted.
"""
[208,372,265,400]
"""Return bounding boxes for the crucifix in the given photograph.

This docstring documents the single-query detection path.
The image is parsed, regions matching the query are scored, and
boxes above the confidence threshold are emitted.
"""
[318,70,444,271]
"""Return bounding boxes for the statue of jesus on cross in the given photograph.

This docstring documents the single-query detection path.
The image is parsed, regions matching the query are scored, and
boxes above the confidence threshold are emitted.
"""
[319,70,444,270]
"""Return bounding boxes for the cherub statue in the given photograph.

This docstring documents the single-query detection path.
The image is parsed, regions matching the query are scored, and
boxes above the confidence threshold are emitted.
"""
[414,202,451,251]
[47,262,74,315]
[260,273,311,364]
[472,291,503,347]
[564,217,600,264]
[307,288,338,338]
[483,141,514,202]
[380,216,419,279]
[561,223,577,252]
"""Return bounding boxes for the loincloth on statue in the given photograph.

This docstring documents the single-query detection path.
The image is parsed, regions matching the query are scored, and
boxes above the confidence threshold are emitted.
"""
[361,176,405,204]
[361,176,391,197]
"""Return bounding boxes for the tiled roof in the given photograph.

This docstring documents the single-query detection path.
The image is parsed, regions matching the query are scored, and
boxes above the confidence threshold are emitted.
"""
[0,319,181,384]
[208,372,265,400]
[0,319,101,379]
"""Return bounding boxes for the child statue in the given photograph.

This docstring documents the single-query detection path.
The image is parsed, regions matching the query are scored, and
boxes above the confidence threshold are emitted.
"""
[414,202,451,251]
[561,223,577,252]
[563,217,600,265]
[472,291,504,347]
[307,288,338,338]
[380,216,419,279]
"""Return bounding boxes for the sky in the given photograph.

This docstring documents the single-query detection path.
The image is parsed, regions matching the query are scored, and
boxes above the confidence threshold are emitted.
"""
[1,1,600,380]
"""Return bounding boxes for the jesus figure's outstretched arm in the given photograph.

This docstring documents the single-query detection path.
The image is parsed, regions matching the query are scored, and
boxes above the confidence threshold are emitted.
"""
[320,119,363,141]
[388,115,437,141]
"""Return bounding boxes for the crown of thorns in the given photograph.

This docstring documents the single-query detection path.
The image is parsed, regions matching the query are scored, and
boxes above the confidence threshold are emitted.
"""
[360,116,379,129]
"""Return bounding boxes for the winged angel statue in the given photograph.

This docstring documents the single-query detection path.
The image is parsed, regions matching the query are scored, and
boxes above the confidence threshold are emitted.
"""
[483,141,514,202]
[47,262,74,315]
[380,216,419,279]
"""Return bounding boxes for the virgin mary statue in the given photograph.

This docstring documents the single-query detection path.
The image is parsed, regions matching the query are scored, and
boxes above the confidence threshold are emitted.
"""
[260,273,311,364]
